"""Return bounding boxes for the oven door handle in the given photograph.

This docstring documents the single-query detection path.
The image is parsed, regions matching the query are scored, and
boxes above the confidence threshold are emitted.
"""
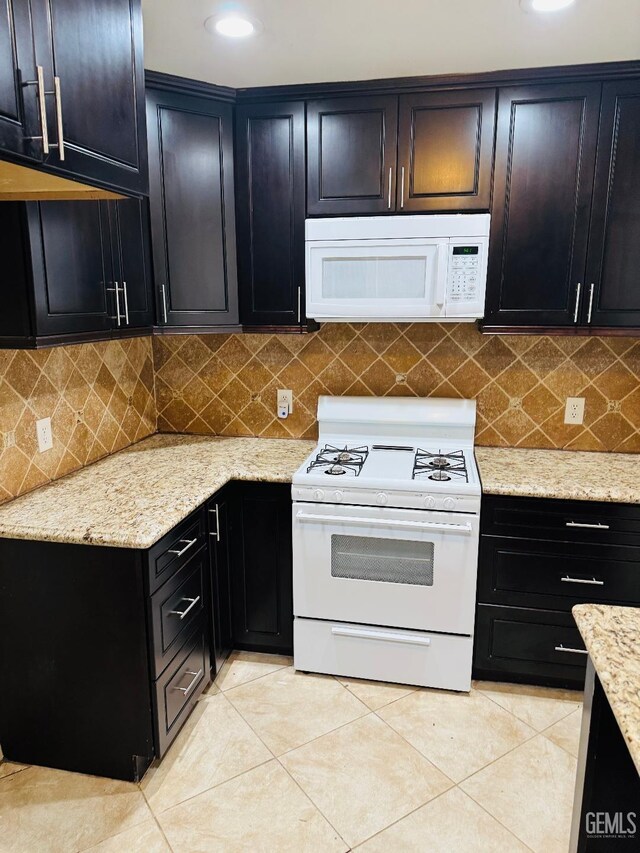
[295,511,472,533]
[332,626,432,647]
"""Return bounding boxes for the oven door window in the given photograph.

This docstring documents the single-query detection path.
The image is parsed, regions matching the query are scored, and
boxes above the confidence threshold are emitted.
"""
[331,535,434,586]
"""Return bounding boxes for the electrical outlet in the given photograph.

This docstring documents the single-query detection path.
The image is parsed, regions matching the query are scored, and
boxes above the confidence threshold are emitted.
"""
[277,389,293,419]
[36,417,53,452]
[564,397,585,425]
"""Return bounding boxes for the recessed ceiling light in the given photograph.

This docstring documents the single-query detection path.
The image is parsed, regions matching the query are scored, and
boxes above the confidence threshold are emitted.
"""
[520,0,576,12]
[204,14,259,38]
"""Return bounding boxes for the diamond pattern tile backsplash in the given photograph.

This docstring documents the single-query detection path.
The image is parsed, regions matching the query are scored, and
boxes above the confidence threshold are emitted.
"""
[153,323,640,452]
[0,338,156,503]
[2,324,639,505]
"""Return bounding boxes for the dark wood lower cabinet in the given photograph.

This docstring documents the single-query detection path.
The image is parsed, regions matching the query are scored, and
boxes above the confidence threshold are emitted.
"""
[473,495,640,688]
[0,481,293,780]
[229,483,294,655]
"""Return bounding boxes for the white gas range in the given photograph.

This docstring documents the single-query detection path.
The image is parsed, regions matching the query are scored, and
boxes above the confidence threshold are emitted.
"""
[291,396,481,692]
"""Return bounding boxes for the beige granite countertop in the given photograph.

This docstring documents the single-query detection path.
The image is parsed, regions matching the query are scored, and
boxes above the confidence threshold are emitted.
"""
[572,604,640,775]
[476,446,640,504]
[0,435,315,549]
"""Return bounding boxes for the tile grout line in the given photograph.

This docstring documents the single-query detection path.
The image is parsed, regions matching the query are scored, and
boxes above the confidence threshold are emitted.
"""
[474,685,583,731]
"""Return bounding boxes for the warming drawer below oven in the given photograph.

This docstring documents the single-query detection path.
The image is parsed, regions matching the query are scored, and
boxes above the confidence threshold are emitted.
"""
[294,617,472,691]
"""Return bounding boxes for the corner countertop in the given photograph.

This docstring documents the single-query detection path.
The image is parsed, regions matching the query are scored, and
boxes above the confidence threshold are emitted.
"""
[572,604,640,775]
[0,434,315,550]
[475,446,640,504]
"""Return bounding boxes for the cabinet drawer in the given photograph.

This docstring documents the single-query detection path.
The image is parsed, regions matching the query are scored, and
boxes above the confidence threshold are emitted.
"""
[150,549,207,678]
[147,509,206,595]
[478,536,640,610]
[481,495,640,546]
[154,623,209,757]
[473,604,587,689]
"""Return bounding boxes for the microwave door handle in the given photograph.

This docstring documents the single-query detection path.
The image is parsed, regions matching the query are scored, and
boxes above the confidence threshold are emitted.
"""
[295,511,472,533]
[435,243,448,310]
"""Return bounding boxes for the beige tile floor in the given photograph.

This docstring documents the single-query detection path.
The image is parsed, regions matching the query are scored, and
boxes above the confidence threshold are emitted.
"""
[0,651,583,852]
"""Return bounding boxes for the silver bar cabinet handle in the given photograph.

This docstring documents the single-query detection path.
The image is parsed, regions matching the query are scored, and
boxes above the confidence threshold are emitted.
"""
[209,505,220,541]
[106,283,122,326]
[23,66,50,154]
[387,167,392,208]
[172,668,203,695]
[53,76,64,160]
[561,575,604,586]
[573,282,581,323]
[122,281,130,325]
[400,166,405,208]
[169,596,201,620]
[160,284,168,323]
[566,521,610,530]
[297,286,302,324]
[587,282,595,323]
[168,537,197,557]
[555,645,588,656]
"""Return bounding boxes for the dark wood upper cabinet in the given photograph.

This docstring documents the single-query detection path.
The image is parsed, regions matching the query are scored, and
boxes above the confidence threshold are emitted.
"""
[147,84,239,329]
[106,198,154,330]
[307,95,399,215]
[484,83,601,329]
[235,101,306,328]
[0,0,41,161]
[397,89,495,212]
[0,0,147,196]
[0,198,153,347]
[586,79,640,328]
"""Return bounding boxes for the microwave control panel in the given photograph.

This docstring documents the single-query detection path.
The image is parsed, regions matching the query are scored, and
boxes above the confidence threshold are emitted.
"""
[447,245,480,304]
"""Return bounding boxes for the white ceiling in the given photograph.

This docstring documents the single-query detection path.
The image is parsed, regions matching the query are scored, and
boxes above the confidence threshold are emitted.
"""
[142,0,640,89]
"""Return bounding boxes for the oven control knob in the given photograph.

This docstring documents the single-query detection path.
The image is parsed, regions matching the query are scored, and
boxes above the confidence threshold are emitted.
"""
[334,490,344,502]
[377,492,388,505]
[424,496,436,509]
[443,497,456,510]
[313,489,325,501]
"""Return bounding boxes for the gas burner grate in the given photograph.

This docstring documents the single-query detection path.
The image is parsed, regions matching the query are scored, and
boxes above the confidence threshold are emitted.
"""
[412,449,468,483]
[307,444,369,477]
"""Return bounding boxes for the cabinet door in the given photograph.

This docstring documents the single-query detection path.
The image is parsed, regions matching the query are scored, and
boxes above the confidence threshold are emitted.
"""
[484,84,601,329]
[207,488,234,676]
[28,0,147,194]
[147,87,239,328]
[230,483,293,655]
[397,89,496,212]
[29,200,112,336]
[307,95,399,215]
[236,101,306,328]
[108,198,154,330]
[586,80,640,328]
[0,0,42,161]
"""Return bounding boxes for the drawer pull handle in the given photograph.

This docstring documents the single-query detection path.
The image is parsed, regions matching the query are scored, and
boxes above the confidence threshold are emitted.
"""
[561,575,604,586]
[172,668,203,695]
[208,505,220,542]
[555,644,588,656]
[565,521,610,530]
[168,538,198,557]
[169,596,201,620]
[332,625,432,647]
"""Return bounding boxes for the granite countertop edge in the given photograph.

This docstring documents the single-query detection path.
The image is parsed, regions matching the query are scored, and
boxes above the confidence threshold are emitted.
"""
[572,603,640,776]
[0,438,639,550]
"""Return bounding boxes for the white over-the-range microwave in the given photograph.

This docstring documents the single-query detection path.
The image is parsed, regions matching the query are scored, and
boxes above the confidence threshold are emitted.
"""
[305,214,490,323]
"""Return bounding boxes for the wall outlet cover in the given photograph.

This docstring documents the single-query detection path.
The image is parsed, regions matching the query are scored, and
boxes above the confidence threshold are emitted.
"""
[564,397,585,425]
[277,389,293,419]
[36,417,53,452]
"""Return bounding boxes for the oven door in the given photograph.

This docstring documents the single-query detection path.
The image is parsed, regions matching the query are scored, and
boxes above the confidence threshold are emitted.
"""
[293,502,479,635]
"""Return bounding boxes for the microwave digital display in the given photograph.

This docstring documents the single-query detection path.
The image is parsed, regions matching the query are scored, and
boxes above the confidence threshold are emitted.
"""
[453,246,479,255]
